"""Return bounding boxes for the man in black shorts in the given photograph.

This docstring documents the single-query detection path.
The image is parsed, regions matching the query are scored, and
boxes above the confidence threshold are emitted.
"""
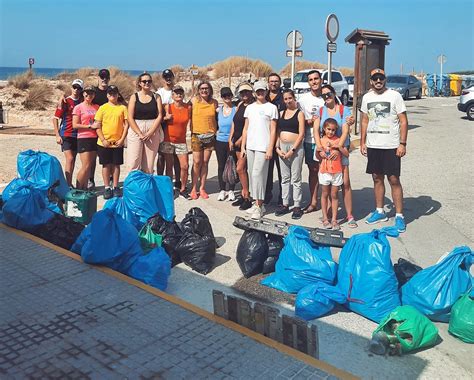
[360,68,408,232]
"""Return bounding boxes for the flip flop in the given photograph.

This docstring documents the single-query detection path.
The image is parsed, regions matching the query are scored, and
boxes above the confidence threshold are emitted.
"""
[200,190,209,199]
[322,219,331,229]
[303,205,318,214]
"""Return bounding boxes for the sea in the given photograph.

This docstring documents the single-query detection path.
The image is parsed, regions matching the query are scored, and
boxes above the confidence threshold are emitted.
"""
[0,67,151,80]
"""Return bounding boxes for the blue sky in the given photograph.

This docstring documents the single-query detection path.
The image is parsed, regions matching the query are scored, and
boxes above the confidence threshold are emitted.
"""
[1,0,472,74]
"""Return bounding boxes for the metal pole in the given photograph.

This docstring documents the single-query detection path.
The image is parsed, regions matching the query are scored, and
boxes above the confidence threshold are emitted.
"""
[328,51,332,85]
[440,55,443,92]
[290,30,296,90]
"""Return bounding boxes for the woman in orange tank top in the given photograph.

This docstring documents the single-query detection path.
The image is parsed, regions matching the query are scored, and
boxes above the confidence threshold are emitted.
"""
[189,81,218,200]
[158,85,191,198]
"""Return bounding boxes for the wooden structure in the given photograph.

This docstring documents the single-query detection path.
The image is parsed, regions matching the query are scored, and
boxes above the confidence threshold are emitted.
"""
[345,29,391,134]
[213,290,319,358]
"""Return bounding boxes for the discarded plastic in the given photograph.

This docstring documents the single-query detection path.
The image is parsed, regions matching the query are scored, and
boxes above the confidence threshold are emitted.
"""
[139,224,163,253]
[103,196,141,230]
[448,291,474,343]
[295,282,346,320]
[127,247,171,291]
[237,231,268,278]
[394,258,422,288]
[262,234,284,274]
[32,213,84,250]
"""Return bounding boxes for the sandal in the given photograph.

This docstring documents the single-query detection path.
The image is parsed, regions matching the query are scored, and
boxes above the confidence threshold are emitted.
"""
[303,204,318,214]
[200,190,209,199]
[332,221,341,231]
[322,219,331,229]
[190,190,199,200]
[346,216,358,228]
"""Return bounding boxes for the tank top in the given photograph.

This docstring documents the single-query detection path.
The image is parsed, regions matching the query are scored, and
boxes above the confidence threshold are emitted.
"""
[165,103,190,144]
[232,103,247,142]
[134,92,158,120]
[217,105,236,142]
[192,99,217,134]
[277,109,300,134]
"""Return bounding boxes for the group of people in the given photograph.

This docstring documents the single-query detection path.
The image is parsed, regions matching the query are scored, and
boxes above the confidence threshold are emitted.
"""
[53,66,408,232]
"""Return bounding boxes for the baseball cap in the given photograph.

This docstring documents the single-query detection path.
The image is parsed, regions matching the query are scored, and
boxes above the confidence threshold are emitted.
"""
[106,85,119,94]
[83,85,96,93]
[220,87,233,97]
[238,82,253,93]
[370,68,386,78]
[99,68,110,79]
[172,85,184,92]
[253,80,267,92]
[71,79,84,88]
[162,69,174,78]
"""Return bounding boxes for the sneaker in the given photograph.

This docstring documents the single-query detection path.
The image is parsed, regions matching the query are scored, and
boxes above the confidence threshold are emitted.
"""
[179,189,192,200]
[87,179,95,191]
[250,205,265,220]
[104,188,113,200]
[239,198,252,211]
[246,203,258,215]
[232,197,243,207]
[394,216,406,233]
[365,210,389,225]
[227,190,236,202]
[291,207,304,220]
[217,190,226,201]
[113,187,122,198]
[275,205,291,217]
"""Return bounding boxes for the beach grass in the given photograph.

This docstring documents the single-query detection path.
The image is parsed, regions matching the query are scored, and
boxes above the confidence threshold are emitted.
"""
[212,56,273,79]
[8,71,35,90]
[23,84,53,110]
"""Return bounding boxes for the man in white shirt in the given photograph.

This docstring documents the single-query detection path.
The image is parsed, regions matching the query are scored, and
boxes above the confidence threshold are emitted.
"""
[297,70,325,213]
[360,68,408,233]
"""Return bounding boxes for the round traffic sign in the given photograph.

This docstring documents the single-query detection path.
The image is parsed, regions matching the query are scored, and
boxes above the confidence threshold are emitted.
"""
[286,30,303,49]
[325,14,339,42]
[437,55,447,64]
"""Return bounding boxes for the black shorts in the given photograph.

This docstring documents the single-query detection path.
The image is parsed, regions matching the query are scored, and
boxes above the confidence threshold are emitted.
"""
[77,138,98,153]
[97,146,124,165]
[61,137,77,152]
[366,148,401,177]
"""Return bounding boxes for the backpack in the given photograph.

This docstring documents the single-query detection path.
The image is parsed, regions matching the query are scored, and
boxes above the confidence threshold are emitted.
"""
[319,104,345,119]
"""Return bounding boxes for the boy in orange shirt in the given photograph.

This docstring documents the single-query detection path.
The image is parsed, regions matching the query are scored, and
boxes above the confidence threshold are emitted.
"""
[317,118,349,230]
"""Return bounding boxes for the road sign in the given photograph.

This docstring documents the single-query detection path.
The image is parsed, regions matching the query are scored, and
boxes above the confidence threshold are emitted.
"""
[191,70,199,76]
[437,55,447,64]
[286,30,303,49]
[286,50,303,57]
[326,43,337,53]
[28,58,35,65]
[325,14,339,42]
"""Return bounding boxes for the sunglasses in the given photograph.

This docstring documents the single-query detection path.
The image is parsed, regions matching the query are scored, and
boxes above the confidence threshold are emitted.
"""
[140,79,152,84]
[371,75,386,82]
[222,94,232,98]
[99,76,110,81]
[72,85,82,90]
[84,91,95,96]
[199,88,210,91]
[321,93,333,99]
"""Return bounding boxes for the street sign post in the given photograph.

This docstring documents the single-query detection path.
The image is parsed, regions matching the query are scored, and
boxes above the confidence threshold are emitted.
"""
[325,14,339,84]
[28,57,35,71]
[286,30,303,90]
[437,54,447,91]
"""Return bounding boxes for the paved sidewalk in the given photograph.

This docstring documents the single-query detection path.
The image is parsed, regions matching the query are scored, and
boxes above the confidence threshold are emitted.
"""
[0,227,348,380]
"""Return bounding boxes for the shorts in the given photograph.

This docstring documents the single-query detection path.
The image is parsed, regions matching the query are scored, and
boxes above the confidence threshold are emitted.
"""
[304,142,318,165]
[366,148,401,177]
[61,137,77,152]
[97,146,124,165]
[318,172,343,186]
[191,133,215,152]
[341,152,349,167]
[159,141,188,155]
[77,138,98,153]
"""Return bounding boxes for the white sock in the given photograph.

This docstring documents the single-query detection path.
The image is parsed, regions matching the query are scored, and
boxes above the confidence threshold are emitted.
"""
[105,186,111,190]
[376,207,384,214]
[396,213,404,218]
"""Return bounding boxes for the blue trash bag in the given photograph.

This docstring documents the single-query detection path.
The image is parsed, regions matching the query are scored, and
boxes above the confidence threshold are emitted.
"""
[77,209,142,273]
[401,246,473,322]
[337,226,401,323]
[2,178,62,214]
[123,171,174,224]
[261,226,337,294]
[103,196,141,230]
[127,247,171,291]
[296,282,347,320]
[2,188,54,232]
[17,150,69,200]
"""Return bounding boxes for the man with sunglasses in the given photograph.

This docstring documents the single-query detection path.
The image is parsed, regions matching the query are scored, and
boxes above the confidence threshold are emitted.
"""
[360,68,408,233]
[53,78,83,187]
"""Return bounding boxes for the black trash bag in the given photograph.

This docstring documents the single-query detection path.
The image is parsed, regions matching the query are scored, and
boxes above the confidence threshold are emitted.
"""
[146,213,183,267]
[31,213,85,251]
[394,258,423,287]
[180,207,215,240]
[262,234,284,274]
[236,231,269,278]
[175,234,216,275]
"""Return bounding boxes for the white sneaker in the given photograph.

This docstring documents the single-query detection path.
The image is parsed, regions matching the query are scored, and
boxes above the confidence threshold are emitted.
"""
[250,205,265,220]
[227,190,236,202]
[246,203,257,214]
[217,190,226,201]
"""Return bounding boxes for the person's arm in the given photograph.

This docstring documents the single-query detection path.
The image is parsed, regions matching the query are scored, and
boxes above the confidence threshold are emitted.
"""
[266,118,277,160]
[360,112,368,156]
[127,94,144,139]
[337,107,351,149]
[96,123,110,148]
[313,114,322,151]
[116,107,129,146]
[396,112,408,157]
[72,114,89,130]
[229,120,235,151]
[189,97,196,133]
[163,103,172,121]
[241,118,249,157]
[186,105,192,136]
[52,99,64,144]
[339,146,349,157]
[143,94,163,140]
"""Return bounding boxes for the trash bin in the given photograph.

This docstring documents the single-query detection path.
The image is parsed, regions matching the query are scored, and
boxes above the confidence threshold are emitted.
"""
[449,74,462,96]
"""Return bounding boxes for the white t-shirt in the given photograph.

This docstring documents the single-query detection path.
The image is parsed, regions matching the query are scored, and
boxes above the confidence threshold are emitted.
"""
[156,88,173,104]
[298,92,325,143]
[361,89,407,149]
[244,102,278,152]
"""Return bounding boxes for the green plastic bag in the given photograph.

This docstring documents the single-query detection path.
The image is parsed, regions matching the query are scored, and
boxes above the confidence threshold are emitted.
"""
[373,305,439,353]
[449,292,474,343]
[139,224,162,253]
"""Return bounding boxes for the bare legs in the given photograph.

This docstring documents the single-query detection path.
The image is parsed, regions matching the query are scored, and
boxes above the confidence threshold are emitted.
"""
[76,151,96,189]
[372,173,404,214]
[236,151,250,199]
[63,150,77,187]
[191,149,212,196]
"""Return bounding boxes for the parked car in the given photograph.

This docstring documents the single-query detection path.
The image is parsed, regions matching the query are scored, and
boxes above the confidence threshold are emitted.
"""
[457,86,474,120]
[386,75,422,100]
[346,75,354,102]
[293,69,350,105]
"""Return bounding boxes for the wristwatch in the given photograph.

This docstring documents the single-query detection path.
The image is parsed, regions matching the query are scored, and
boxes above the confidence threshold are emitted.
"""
[291,148,296,153]
[400,142,407,146]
